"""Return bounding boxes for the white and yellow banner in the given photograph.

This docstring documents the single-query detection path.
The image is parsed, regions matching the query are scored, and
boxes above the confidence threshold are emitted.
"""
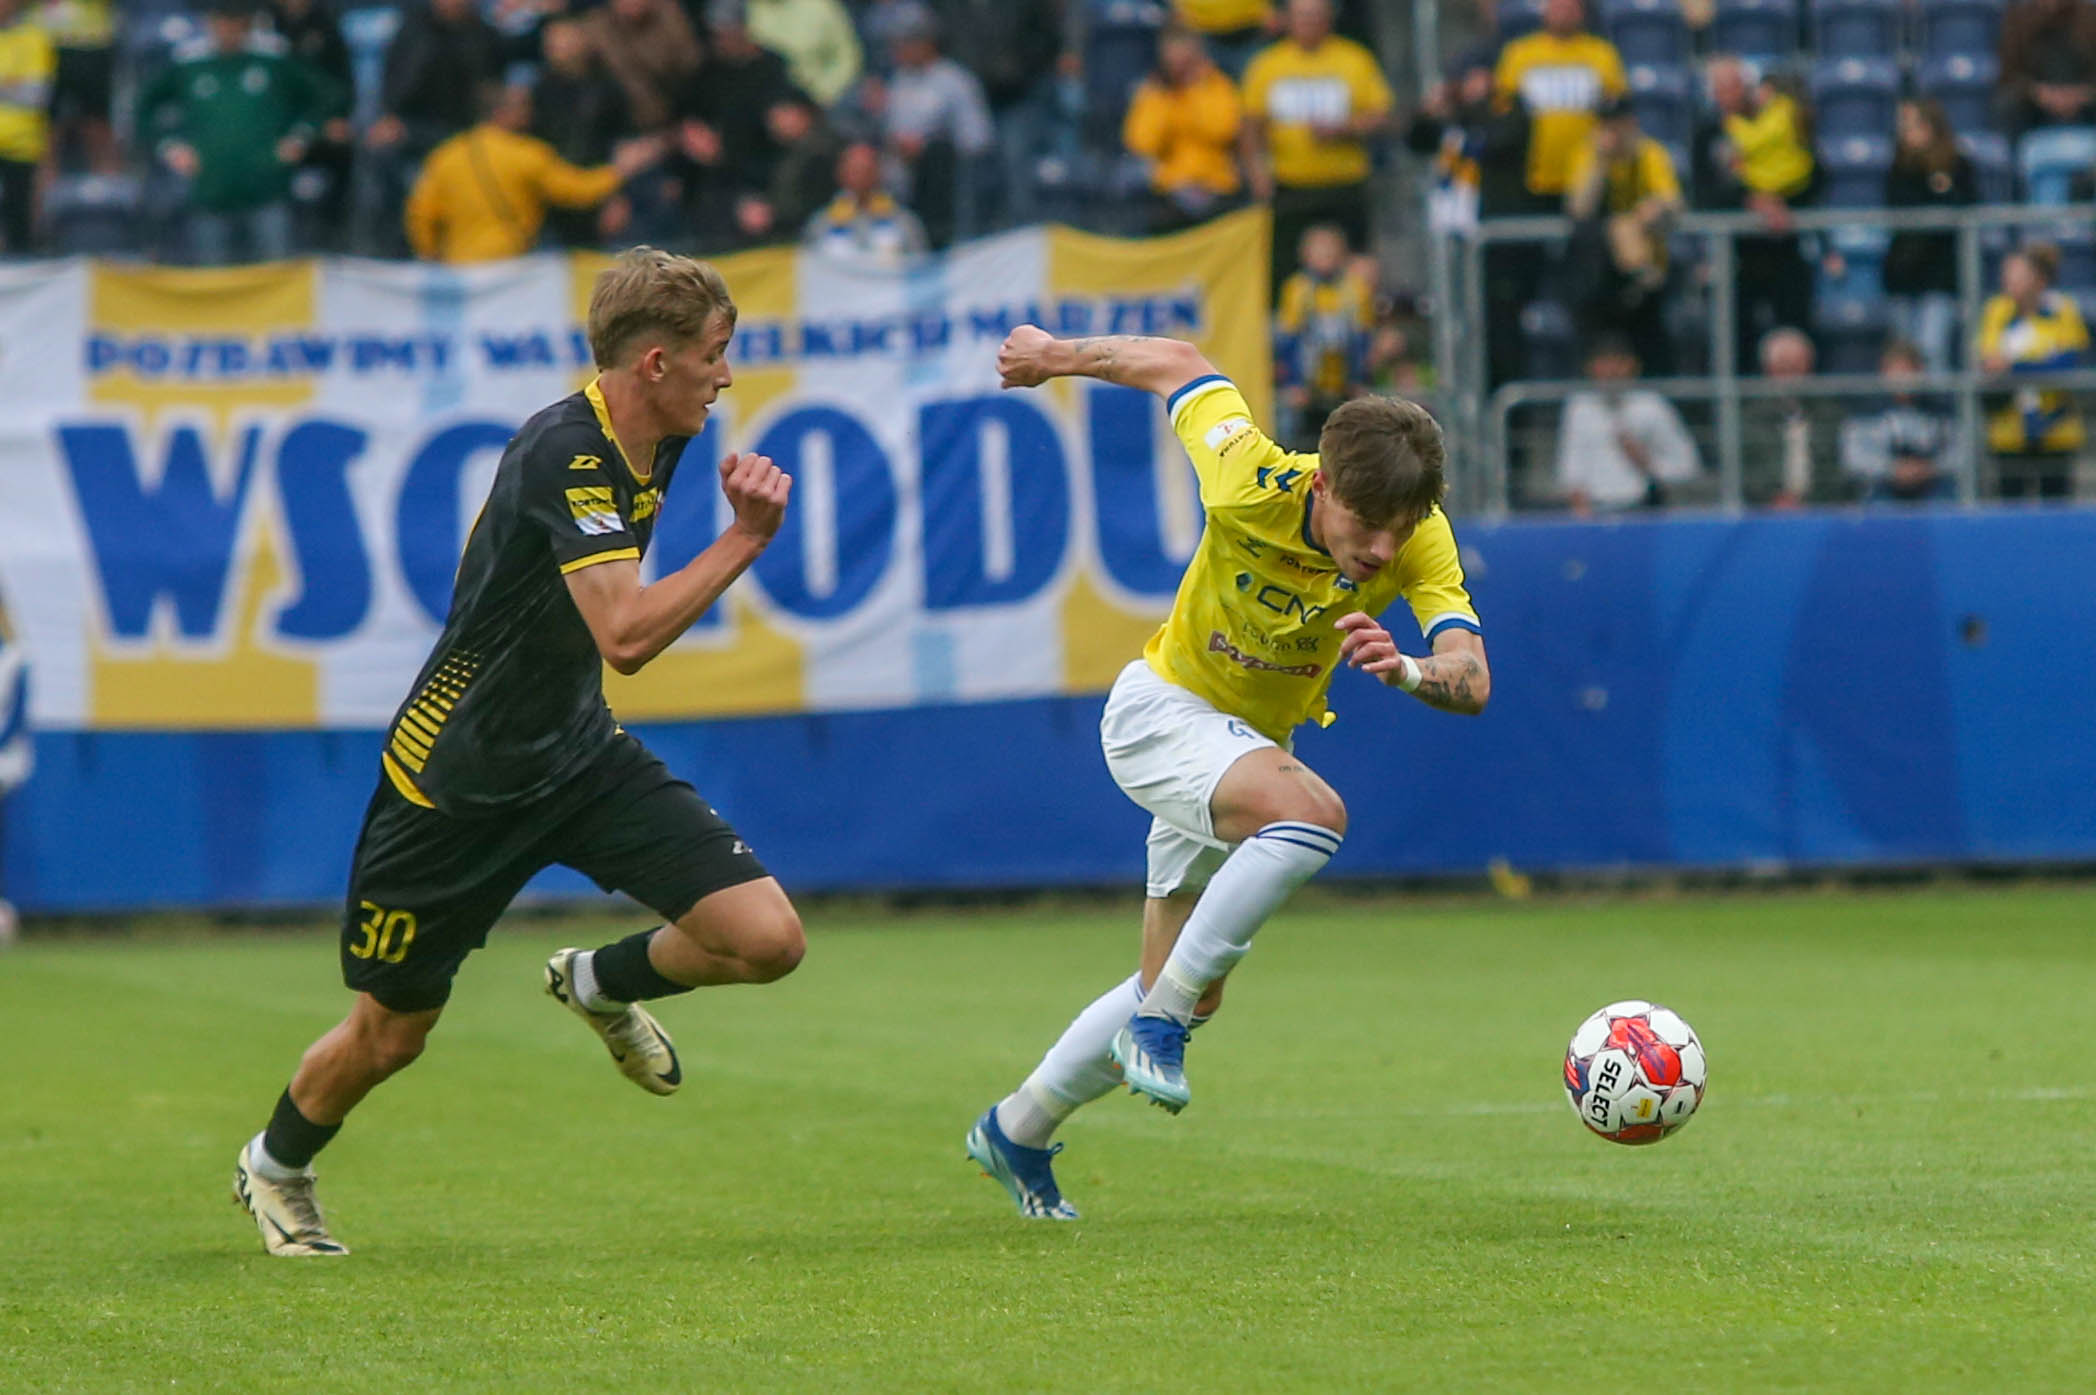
[0,211,1270,730]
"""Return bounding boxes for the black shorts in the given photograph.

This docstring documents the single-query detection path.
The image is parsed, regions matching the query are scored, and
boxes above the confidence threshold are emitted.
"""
[51,46,114,126]
[340,733,769,1013]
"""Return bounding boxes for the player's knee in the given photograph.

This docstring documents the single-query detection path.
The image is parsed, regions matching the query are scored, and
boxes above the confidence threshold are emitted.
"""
[1265,787,1346,839]
[741,907,805,983]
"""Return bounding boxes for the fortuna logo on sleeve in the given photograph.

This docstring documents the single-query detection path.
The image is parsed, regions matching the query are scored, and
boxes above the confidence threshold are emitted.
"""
[1205,417,1255,456]
[565,486,622,535]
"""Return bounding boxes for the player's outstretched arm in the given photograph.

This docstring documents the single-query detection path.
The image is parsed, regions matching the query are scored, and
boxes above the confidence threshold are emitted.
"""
[564,452,790,675]
[1335,613,1491,715]
[996,324,1217,401]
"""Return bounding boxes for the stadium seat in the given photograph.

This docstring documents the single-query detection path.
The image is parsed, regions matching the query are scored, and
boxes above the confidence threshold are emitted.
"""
[1917,54,2000,137]
[1918,0,2007,60]
[1497,0,1550,44]
[1710,0,1800,70]
[2018,126,2096,205]
[1818,134,1894,207]
[1601,0,1691,65]
[2054,228,2096,291]
[1812,0,1901,57]
[1627,64,1695,147]
[1811,57,1901,140]
[1815,294,1891,374]
[1959,131,2017,203]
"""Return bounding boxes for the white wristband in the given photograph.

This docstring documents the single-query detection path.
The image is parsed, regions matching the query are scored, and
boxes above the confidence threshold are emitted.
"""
[1393,653,1423,693]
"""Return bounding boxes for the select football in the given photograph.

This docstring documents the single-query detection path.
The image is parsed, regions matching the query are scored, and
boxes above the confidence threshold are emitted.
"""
[1562,1000,1705,1145]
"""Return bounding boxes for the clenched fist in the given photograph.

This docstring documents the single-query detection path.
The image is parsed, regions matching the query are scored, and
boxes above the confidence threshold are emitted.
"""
[720,451,792,543]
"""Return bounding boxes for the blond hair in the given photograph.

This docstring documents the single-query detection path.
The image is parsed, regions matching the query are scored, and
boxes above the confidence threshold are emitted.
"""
[1317,396,1447,526]
[586,247,737,369]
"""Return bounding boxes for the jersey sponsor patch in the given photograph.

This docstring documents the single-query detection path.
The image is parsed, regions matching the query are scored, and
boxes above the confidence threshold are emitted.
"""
[566,485,622,536]
[1205,416,1256,457]
[1208,630,1322,678]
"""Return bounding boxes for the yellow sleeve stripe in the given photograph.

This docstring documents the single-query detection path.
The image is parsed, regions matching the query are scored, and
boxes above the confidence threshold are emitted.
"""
[400,710,443,743]
[390,725,432,760]
[560,547,640,575]
[387,732,429,769]
[381,751,437,807]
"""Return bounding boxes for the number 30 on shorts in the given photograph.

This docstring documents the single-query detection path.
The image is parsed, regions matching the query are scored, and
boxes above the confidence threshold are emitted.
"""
[350,901,417,963]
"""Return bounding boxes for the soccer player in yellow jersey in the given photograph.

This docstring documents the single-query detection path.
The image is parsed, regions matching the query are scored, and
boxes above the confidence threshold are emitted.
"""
[966,326,1489,1219]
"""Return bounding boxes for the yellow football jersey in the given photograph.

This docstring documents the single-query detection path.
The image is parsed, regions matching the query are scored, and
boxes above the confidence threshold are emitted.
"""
[1144,376,1481,743]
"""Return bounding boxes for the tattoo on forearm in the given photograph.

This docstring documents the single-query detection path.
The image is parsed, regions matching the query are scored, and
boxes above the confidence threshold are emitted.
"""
[1069,335,1159,386]
[1411,652,1485,713]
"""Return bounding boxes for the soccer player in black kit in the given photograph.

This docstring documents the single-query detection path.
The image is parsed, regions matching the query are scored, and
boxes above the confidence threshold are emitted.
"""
[233,250,799,1256]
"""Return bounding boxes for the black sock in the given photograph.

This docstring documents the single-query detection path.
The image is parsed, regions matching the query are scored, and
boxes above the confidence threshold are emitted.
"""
[262,1087,341,1171]
[590,927,694,1003]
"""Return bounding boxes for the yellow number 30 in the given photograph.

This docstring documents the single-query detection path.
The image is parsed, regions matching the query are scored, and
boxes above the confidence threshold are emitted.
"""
[350,901,417,963]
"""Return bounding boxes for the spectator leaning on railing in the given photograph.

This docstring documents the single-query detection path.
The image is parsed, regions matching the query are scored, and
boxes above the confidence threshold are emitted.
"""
[1977,241,2090,499]
[1840,338,1959,503]
[1883,99,1977,375]
[405,83,661,263]
[1563,96,1683,376]
[0,0,53,254]
[1697,57,1817,374]
[1241,0,1392,298]
[136,0,346,265]
[1123,23,1244,233]
[1554,331,1703,514]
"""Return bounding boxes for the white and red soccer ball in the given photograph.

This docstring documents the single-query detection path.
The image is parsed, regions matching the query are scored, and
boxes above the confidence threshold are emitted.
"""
[1563,1000,1705,1145]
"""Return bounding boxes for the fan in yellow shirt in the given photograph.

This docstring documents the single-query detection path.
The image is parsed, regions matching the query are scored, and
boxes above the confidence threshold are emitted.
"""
[1493,0,1627,198]
[0,0,53,251]
[965,322,1487,1209]
[405,85,660,264]
[1123,26,1243,227]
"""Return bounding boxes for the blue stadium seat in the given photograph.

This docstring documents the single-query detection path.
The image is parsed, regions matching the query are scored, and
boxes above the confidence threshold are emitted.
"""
[1627,64,1695,146]
[1812,0,1901,57]
[1811,57,1900,140]
[1815,295,1891,374]
[1918,54,2000,136]
[1959,131,2017,203]
[1710,0,1800,69]
[1819,134,1894,207]
[2019,126,2096,205]
[1601,0,1691,65]
[2055,228,2096,291]
[1498,0,1550,43]
[1918,0,2007,61]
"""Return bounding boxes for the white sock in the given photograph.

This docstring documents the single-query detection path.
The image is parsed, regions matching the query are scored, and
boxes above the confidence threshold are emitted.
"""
[1136,822,1340,1024]
[994,972,1143,1148]
[571,950,618,1013]
[247,1131,306,1181]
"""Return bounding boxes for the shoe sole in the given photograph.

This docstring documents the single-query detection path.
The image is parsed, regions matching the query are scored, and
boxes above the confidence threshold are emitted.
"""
[1108,1032,1189,1114]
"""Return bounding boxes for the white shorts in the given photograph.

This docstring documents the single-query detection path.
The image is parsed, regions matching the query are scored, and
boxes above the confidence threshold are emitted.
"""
[1099,659,1286,899]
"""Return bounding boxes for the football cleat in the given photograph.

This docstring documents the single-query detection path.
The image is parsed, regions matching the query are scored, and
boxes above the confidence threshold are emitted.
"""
[965,1108,1079,1220]
[233,1140,349,1257]
[545,947,682,1096]
[1110,1013,1192,1114]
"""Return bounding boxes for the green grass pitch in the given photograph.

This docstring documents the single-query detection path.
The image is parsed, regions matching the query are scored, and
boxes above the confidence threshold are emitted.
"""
[4,886,2095,1393]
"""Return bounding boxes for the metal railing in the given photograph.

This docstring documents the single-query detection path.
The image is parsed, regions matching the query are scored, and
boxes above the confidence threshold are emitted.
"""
[1432,201,2096,515]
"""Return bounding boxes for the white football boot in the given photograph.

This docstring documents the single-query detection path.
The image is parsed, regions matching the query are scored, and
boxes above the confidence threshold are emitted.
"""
[233,1139,349,1256]
[544,947,683,1096]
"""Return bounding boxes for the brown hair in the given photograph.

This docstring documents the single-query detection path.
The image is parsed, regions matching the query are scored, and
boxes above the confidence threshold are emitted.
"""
[1894,98,1960,177]
[1317,396,1447,526]
[2015,240,2061,287]
[586,247,737,368]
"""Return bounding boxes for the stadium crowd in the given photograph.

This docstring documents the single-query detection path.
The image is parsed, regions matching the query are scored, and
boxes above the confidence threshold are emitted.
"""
[0,0,2089,501]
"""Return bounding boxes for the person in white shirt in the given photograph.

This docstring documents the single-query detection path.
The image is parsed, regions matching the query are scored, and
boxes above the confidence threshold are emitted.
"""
[1554,333,1701,513]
